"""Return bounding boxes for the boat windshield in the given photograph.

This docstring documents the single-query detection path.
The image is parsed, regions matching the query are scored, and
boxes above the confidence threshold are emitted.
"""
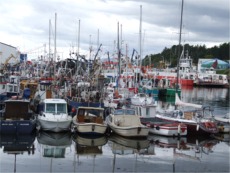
[57,103,67,114]
[114,109,136,115]
[46,103,55,113]
[46,103,67,114]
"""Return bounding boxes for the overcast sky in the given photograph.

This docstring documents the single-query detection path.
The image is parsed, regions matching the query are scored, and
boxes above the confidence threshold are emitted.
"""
[0,0,229,60]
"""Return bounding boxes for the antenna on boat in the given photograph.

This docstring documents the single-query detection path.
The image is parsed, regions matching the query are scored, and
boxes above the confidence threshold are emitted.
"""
[176,0,184,95]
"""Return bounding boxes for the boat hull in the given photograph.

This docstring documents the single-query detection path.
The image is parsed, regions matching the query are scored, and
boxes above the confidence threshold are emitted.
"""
[156,114,218,135]
[0,119,36,134]
[141,117,187,136]
[147,123,187,136]
[109,125,149,138]
[37,117,72,132]
[73,122,107,135]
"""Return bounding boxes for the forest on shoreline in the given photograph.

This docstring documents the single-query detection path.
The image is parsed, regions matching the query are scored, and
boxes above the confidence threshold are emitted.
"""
[143,42,229,68]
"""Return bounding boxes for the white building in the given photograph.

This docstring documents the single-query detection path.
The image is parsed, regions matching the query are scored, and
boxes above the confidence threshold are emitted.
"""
[0,42,20,65]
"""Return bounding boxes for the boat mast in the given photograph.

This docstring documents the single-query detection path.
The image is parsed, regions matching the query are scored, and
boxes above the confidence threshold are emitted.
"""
[117,22,120,77]
[77,19,80,58]
[49,19,51,61]
[139,5,142,83]
[176,0,184,93]
[76,19,80,75]
[54,13,57,79]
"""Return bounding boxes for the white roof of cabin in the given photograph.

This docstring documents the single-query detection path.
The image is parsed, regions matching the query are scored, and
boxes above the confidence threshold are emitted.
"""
[43,98,67,104]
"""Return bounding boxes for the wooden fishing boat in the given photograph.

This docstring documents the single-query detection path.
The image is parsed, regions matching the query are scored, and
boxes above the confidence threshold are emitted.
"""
[0,98,36,134]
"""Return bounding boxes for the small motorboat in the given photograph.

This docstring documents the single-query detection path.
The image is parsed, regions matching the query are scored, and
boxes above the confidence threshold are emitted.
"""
[106,108,149,138]
[37,98,72,132]
[141,117,187,136]
[72,106,107,135]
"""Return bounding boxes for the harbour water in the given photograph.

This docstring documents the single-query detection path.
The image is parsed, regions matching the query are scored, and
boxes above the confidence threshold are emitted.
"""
[0,87,229,173]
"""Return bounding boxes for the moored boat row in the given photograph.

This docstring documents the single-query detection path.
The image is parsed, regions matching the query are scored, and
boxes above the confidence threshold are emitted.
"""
[0,91,228,137]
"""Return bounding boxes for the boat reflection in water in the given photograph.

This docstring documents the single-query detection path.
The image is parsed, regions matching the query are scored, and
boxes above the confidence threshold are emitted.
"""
[0,133,36,172]
[108,133,150,151]
[72,133,108,172]
[73,133,108,148]
[148,134,219,161]
[211,133,230,145]
[108,133,150,172]
[37,131,72,158]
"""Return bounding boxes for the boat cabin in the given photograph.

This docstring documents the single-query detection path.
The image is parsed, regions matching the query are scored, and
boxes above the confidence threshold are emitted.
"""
[76,107,104,124]
[40,99,68,115]
[3,99,32,120]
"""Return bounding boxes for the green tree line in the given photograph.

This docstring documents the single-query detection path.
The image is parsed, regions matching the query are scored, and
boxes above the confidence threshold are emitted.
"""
[143,42,229,68]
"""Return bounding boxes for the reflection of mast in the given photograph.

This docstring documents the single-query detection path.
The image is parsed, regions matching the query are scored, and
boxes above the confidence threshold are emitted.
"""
[50,157,53,173]
[14,154,16,173]
[112,149,116,173]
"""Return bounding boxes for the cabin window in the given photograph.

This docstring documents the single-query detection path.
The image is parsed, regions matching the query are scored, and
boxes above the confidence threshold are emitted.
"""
[78,109,85,116]
[146,108,150,117]
[114,109,124,115]
[11,78,15,83]
[9,85,13,92]
[125,109,135,115]
[139,108,141,116]
[40,85,45,91]
[57,103,67,114]
[46,103,55,113]
[14,86,18,92]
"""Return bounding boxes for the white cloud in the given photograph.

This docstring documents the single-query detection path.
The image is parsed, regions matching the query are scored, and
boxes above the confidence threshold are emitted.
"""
[0,0,229,60]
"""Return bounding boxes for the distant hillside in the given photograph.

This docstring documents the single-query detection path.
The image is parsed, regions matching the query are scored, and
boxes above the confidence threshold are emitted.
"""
[143,42,229,68]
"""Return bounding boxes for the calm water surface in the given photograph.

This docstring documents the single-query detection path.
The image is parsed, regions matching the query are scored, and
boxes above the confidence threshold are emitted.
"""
[0,87,229,173]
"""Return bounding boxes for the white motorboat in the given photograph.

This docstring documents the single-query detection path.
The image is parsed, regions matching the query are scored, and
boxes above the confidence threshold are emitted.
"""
[134,104,187,136]
[72,106,107,135]
[106,108,149,138]
[130,93,155,106]
[155,93,219,135]
[37,98,72,132]
[141,117,187,136]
